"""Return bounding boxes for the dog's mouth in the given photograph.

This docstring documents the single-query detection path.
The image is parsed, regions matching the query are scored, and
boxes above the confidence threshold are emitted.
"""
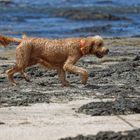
[95,52,103,58]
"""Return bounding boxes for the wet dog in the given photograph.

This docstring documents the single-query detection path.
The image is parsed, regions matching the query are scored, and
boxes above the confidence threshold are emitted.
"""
[0,35,109,86]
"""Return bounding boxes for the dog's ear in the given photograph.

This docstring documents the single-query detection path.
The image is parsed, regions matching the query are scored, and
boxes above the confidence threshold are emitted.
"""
[80,39,94,55]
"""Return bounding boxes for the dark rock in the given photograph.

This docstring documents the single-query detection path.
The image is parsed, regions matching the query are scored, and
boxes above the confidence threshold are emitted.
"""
[0,121,5,125]
[74,25,112,34]
[52,8,130,21]
[0,57,8,60]
[133,54,140,61]
[0,0,14,5]
[77,98,140,116]
[60,129,140,140]
[0,58,140,108]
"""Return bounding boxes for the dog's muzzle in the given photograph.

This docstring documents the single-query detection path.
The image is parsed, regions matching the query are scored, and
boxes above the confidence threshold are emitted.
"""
[96,48,109,58]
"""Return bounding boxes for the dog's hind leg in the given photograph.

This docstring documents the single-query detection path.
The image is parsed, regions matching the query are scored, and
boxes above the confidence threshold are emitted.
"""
[6,66,22,86]
[6,43,32,85]
[16,43,32,82]
[21,70,30,82]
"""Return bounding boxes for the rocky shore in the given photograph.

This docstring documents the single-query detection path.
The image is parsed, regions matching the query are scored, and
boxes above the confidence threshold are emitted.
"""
[0,37,140,140]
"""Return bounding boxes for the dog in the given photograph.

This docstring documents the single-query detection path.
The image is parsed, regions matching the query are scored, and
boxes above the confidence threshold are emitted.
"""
[0,34,109,86]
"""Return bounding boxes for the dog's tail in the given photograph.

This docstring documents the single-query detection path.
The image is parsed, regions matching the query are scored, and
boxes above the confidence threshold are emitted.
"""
[0,35,22,48]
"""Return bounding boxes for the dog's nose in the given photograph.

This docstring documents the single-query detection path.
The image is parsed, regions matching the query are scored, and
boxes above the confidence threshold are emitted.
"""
[106,49,109,54]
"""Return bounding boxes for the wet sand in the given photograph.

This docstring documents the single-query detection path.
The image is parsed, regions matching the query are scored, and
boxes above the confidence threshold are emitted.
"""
[0,37,140,140]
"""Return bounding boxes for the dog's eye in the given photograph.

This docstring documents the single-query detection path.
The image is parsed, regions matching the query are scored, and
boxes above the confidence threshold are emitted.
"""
[98,42,103,47]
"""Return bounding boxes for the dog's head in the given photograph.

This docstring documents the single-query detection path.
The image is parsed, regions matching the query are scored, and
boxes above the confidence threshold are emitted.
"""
[80,35,109,58]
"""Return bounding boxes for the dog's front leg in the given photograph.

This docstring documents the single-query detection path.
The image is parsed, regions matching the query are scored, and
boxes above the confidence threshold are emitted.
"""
[63,57,88,85]
[57,68,69,86]
[38,59,69,86]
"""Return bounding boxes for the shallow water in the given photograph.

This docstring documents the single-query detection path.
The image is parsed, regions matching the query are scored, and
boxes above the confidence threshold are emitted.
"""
[0,0,140,38]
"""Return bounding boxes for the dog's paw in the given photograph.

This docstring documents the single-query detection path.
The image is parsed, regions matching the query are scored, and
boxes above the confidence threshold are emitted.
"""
[11,82,18,86]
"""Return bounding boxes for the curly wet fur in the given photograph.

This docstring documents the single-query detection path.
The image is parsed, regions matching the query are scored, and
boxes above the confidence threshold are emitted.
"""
[0,34,109,86]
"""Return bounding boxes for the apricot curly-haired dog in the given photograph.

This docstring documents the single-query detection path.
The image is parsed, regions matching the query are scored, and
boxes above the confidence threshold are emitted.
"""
[0,34,109,86]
